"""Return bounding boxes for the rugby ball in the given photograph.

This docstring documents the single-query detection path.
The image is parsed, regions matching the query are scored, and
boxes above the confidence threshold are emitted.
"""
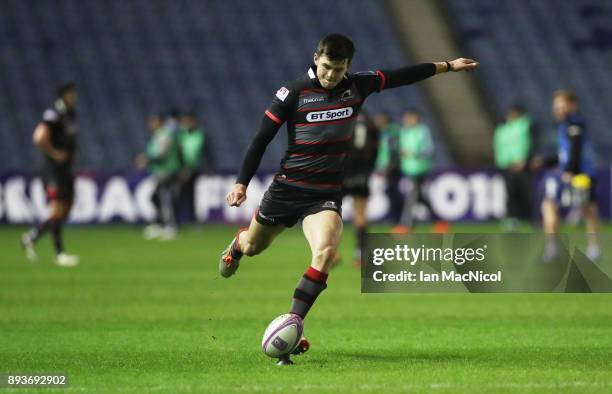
[261,313,303,358]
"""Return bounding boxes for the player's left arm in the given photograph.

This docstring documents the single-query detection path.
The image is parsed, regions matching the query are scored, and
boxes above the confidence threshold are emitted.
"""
[436,58,480,73]
[355,58,478,96]
[380,58,479,90]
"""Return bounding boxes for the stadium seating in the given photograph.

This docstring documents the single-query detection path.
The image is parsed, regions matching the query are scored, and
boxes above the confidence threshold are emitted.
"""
[446,0,612,161]
[0,0,446,172]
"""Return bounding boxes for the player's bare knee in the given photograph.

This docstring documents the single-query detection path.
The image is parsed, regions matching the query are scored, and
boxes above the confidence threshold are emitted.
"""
[50,210,65,221]
[58,210,70,221]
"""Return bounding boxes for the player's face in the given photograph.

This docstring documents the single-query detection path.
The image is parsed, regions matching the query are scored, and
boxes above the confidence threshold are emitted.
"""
[403,113,419,127]
[181,116,196,130]
[506,109,520,121]
[149,116,161,132]
[314,54,350,90]
[552,96,575,122]
[63,90,77,109]
[374,114,389,129]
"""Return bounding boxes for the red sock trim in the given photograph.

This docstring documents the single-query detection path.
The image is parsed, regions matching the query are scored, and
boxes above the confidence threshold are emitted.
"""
[305,266,328,283]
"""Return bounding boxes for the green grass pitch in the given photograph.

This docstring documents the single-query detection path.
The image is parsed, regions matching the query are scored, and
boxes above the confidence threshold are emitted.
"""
[1,223,611,393]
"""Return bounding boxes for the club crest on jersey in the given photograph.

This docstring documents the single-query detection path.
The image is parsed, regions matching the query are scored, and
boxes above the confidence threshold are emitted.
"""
[306,107,353,122]
[276,87,290,102]
[340,88,354,101]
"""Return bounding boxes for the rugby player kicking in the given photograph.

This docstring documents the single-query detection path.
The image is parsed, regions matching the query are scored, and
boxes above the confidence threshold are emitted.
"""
[219,33,478,355]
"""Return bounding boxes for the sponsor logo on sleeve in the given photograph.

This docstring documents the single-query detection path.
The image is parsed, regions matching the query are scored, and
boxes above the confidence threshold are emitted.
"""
[306,107,354,123]
[276,87,290,102]
[302,96,325,104]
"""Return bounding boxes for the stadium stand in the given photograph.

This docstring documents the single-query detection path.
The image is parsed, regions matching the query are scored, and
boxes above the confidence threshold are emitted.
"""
[0,0,448,172]
[446,0,612,161]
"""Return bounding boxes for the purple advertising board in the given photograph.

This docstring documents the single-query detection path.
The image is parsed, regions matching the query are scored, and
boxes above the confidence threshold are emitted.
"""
[0,168,609,224]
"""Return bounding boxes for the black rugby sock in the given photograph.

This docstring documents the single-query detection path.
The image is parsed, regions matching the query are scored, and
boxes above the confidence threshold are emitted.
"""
[49,220,64,255]
[289,266,328,319]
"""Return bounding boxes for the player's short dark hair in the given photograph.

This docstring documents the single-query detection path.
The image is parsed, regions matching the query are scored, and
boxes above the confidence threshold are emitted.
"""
[56,82,76,98]
[316,33,355,61]
[553,89,578,103]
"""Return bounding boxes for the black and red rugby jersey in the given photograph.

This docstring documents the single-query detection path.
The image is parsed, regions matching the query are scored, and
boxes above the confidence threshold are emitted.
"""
[265,66,387,193]
[41,102,78,170]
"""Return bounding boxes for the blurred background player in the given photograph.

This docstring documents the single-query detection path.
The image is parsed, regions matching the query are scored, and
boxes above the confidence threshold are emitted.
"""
[178,112,207,222]
[342,112,379,267]
[493,104,534,231]
[374,112,403,225]
[394,109,448,234]
[20,83,80,267]
[164,108,181,134]
[136,113,182,240]
[541,90,600,262]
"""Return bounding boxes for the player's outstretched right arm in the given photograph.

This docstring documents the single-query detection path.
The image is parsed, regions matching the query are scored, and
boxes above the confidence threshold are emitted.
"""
[226,84,296,207]
[226,116,282,207]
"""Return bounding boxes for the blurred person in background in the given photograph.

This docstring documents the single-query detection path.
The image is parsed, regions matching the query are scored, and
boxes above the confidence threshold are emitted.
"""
[164,108,181,134]
[541,90,600,262]
[393,109,448,234]
[136,113,182,240]
[342,112,379,267]
[373,112,403,225]
[493,104,534,231]
[178,112,206,222]
[20,83,80,267]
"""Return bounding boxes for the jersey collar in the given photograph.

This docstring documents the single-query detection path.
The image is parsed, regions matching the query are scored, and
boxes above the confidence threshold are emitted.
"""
[307,65,350,90]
